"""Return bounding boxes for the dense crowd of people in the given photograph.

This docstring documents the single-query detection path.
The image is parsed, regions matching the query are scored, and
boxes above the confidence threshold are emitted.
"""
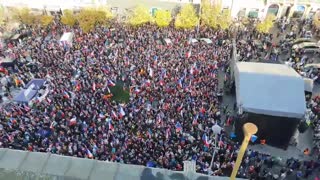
[0,16,319,179]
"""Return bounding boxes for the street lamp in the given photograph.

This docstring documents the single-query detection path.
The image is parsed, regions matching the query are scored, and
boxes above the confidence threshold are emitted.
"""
[230,123,258,180]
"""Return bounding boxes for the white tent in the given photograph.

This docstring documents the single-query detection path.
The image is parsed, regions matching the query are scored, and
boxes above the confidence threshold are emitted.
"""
[200,38,212,44]
[59,32,74,47]
[234,62,306,118]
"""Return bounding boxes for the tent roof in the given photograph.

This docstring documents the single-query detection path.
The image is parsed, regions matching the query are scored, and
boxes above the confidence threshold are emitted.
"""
[25,79,46,90]
[13,89,37,103]
[59,32,73,42]
[235,62,306,118]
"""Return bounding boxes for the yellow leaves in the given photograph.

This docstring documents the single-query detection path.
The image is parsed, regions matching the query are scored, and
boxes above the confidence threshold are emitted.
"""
[97,5,113,20]
[12,8,37,25]
[40,15,54,27]
[313,12,320,29]
[154,10,171,28]
[219,9,231,30]
[77,7,112,33]
[256,15,276,33]
[0,6,5,26]
[61,10,77,27]
[128,5,152,26]
[175,4,198,29]
[201,0,219,28]
[200,0,231,29]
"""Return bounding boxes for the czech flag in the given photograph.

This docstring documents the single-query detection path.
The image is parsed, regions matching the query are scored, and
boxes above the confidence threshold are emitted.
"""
[107,80,116,87]
[178,79,183,89]
[202,134,210,147]
[119,106,125,118]
[111,110,118,119]
[108,121,114,131]
[175,122,182,132]
[87,149,93,159]
[134,88,141,94]
[63,91,70,99]
[192,115,198,125]
[145,79,151,87]
[69,117,77,126]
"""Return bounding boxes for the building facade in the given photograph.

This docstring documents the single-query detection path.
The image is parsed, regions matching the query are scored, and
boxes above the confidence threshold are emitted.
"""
[0,0,319,19]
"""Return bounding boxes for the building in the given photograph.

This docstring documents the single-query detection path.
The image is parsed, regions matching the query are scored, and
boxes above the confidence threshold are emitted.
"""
[0,0,319,19]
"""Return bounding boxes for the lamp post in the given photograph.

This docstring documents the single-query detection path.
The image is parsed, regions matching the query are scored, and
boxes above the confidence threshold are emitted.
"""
[230,123,258,180]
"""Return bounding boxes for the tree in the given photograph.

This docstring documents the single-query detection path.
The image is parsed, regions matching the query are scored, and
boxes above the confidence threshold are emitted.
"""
[218,9,232,29]
[201,0,220,28]
[12,7,37,25]
[0,6,5,26]
[313,12,320,29]
[61,10,77,27]
[154,10,171,28]
[40,15,54,27]
[128,5,152,26]
[175,4,198,29]
[201,0,232,29]
[256,15,275,33]
[77,8,111,33]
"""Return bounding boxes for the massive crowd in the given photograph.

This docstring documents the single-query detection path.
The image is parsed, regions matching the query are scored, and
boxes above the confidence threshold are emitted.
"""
[0,17,319,179]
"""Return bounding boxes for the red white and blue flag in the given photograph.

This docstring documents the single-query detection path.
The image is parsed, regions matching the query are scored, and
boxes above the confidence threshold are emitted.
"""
[175,122,182,132]
[202,134,210,147]
[107,80,116,87]
[119,106,125,118]
[111,110,118,119]
[108,121,114,131]
[70,117,77,126]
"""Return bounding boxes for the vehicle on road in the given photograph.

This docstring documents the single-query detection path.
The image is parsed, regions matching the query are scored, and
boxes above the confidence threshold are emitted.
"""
[292,42,320,54]
[290,38,316,46]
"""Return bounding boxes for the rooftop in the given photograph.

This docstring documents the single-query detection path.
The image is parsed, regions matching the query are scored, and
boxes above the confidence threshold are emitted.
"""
[0,148,245,180]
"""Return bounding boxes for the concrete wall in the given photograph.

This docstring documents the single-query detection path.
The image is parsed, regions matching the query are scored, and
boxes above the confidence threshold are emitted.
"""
[0,148,246,180]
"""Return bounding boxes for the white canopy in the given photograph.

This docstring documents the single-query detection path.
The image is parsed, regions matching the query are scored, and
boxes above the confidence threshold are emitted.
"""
[59,32,74,46]
[164,38,172,45]
[234,62,306,118]
[200,38,212,44]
